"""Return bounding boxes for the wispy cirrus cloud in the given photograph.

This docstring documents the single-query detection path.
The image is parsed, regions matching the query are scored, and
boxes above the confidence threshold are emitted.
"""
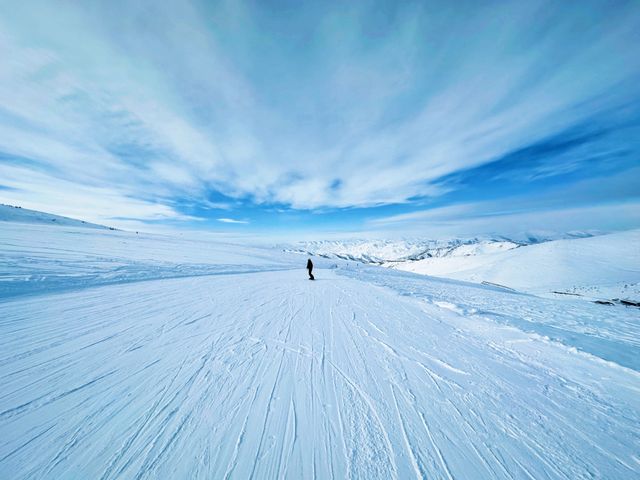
[368,167,640,237]
[217,218,249,224]
[0,0,638,234]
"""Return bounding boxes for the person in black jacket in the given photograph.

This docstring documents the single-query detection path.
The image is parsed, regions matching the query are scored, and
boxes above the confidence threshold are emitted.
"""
[306,258,315,280]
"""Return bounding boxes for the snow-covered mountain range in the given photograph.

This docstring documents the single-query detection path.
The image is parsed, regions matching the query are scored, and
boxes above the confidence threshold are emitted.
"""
[286,231,639,302]
[285,232,596,265]
[285,237,523,264]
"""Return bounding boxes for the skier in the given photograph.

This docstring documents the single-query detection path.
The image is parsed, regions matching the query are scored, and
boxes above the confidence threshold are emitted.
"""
[307,258,315,280]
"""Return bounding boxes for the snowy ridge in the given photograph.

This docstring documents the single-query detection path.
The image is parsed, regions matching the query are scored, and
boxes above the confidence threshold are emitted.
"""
[389,230,640,302]
[285,238,522,264]
[1,222,639,479]
[288,231,639,303]
[0,204,111,229]
[285,232,596,265]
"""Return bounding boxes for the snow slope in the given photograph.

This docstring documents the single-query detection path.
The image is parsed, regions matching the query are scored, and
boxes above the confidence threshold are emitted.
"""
[391,230,640,300]
[1,222,639,479]
[0,223,296,299]
[0,204,109,229]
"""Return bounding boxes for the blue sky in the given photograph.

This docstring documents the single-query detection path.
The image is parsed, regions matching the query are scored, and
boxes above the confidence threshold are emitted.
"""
[0,0,639,238]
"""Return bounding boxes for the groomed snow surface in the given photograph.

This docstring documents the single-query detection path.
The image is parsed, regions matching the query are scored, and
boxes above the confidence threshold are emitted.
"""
[1,222,639,479]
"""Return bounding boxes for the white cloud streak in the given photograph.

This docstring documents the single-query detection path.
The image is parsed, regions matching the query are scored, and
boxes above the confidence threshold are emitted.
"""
[217,218,249,224]
[0,0,638,226]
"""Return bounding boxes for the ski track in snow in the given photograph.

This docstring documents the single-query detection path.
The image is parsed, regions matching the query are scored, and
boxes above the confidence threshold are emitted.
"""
[1,267,639,479]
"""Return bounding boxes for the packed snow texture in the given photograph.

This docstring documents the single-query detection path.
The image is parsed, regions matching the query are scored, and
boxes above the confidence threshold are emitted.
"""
[0,223,293,299]
[1,220,639,479]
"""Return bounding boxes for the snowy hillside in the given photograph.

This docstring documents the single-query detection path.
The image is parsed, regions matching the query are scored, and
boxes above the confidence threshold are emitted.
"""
[0,204,110,229]
[1,221,639,479]
[0,222,296,299]
[290,232,639,303]
[390,230,640,301]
